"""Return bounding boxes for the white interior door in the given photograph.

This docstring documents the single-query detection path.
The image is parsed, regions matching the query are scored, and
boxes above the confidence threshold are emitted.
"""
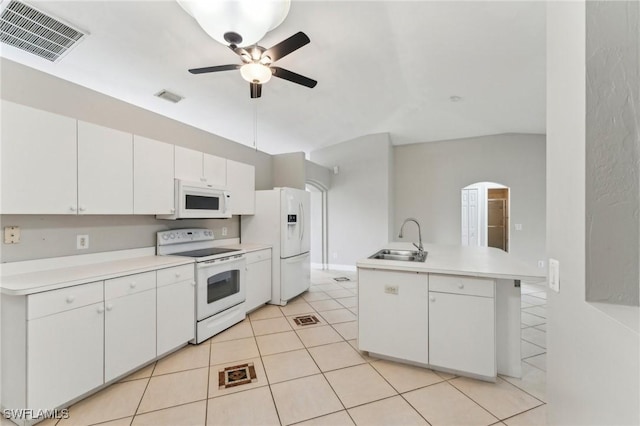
[461,188,479,246]
[281,253,310,301]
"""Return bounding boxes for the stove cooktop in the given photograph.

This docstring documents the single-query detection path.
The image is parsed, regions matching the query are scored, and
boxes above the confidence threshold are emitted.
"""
[170,247,242,258]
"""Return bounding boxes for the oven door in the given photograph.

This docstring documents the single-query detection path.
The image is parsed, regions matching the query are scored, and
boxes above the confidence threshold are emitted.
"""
[196,256,246,321]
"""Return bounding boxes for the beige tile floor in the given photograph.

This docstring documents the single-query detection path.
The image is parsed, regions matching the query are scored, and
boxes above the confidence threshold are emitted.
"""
[6,270,547,426]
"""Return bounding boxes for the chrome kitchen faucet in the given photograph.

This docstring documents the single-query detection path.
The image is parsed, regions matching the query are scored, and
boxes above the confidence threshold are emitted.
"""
[398,218,424,255]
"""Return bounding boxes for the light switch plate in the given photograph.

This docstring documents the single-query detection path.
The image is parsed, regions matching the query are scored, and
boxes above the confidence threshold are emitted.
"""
[515,224,523,231]
[4,226,20,244]
[549,258,560,292]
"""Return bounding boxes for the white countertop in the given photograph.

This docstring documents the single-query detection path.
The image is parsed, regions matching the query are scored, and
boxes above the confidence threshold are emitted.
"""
[1,255,194,296]
[357,242,546,282]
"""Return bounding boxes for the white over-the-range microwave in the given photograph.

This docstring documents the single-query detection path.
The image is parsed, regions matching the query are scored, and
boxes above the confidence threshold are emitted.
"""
[157,179,231,220]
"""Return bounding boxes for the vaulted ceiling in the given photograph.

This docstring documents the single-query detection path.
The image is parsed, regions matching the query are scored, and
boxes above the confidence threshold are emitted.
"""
[0,1,546,155]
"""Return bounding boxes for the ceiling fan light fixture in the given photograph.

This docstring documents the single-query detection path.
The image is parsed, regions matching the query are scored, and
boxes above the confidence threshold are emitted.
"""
[240,63,272,84]
[177,0,291,46]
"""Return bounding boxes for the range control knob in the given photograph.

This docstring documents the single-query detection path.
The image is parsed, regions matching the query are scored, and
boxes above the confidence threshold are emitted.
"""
[162,234,169,240]
[170,233,175,239]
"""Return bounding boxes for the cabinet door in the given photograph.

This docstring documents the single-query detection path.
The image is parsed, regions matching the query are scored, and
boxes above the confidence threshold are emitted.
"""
[78,121,133,214]
[104,289,156,382]
[429,292,496,378]
[203,153,227,187]
[28,302,104,409]
[227,159,255,215]
[157,280,195,355]
[358,269,428,364]
[245,257,272,312]
[174,146,203,182]
[134,136,175,214]
[1,101,77,214]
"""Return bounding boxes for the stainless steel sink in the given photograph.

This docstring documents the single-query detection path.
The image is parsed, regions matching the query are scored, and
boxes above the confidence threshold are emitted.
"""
[368,249,427,262]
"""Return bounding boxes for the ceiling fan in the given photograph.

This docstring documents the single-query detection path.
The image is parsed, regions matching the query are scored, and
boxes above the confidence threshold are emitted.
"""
[188,31,317,99]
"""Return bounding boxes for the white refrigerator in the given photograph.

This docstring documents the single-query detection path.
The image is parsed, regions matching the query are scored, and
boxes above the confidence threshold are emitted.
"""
[241,187,310,305]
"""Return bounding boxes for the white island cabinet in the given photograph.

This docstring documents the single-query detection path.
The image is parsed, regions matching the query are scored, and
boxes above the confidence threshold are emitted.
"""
[358,269,429,364]
[357,242,544,381]
[428,274,496,378]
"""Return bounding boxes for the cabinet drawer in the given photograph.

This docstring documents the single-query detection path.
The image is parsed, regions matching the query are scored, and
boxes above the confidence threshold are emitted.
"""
[28,281,103,320]
[157,264,195,288]
[105,271,156,300]
[246,249,272,264]
[429,274,494,298]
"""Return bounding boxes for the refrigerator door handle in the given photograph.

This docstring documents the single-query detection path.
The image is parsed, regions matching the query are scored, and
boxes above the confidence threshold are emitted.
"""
[299,202,304,241]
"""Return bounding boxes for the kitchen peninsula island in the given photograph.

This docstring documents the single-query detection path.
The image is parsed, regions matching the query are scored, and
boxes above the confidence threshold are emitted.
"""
[356,242,545,381]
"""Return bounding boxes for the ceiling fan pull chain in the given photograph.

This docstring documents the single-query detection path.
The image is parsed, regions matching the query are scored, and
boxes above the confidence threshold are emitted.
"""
[253,100,258,151]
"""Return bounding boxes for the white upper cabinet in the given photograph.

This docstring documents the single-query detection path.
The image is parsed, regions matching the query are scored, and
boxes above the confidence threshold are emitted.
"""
[174,146,203,182]
[203,153,227,187]
[226,159,255,215]
[134,136,174,214]
[175,146,227,187]
[1,101,77,214]
[78,121,133,214]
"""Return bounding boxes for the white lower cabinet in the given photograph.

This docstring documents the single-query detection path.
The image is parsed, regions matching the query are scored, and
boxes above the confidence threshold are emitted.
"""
[358,269,429,364]
[28,301,105,411]
[104,272,157,382]
[1,263,196,418]
[245,249,272,312]
[428,275,496,378]
[157,265,196,355]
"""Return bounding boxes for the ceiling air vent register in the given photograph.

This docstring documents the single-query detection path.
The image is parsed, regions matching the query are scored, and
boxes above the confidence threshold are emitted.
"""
[0,0,86,62]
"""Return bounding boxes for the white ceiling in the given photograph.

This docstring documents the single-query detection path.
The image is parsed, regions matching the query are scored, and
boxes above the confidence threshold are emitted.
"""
[0,0,546,155]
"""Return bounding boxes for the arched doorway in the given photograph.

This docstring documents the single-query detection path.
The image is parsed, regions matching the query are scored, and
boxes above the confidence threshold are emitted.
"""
[305,180,328,269]
[461,182,510,252]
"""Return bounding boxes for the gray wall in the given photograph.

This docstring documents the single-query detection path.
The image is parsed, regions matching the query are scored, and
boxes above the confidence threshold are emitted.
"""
[0,58,272,262]
[394,133,546,268]
[585,0,639,306]
[0,215,238,263]
[305,160,331,190]
[311,133,393,269]
[272,152,306,190]
[547,2,639,424]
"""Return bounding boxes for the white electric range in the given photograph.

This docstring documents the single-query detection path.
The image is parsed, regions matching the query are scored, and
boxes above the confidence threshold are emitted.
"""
[157,229,246,343]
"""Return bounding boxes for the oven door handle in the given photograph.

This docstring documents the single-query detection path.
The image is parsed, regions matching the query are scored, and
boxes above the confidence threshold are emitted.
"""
[197,256,244,268]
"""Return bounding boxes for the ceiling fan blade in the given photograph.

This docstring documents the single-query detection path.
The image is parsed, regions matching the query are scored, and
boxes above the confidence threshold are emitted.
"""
[271,67,317,88]
[188,64,240,74]
[262,32,310,63]
[250,82,262,98]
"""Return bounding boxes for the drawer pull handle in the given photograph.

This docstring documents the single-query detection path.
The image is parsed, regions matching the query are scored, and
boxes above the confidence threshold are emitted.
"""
[175,272,181,278]
[429,296,435,302]
[191,281,196,286]
[66,295,75,303]
[97,306,105,313]
[458,284,464,289]
[106,303,113,311]
[130,282,137,289]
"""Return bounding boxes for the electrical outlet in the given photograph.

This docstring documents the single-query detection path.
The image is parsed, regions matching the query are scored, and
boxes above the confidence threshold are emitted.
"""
[537,260,545,268]
[384,285,399,295]
[332,252,338,260]
[221,227,228,236]
[77,234,89,250]
[515,224,523,231]
[4,226,20,244]
[549,258,560,293]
